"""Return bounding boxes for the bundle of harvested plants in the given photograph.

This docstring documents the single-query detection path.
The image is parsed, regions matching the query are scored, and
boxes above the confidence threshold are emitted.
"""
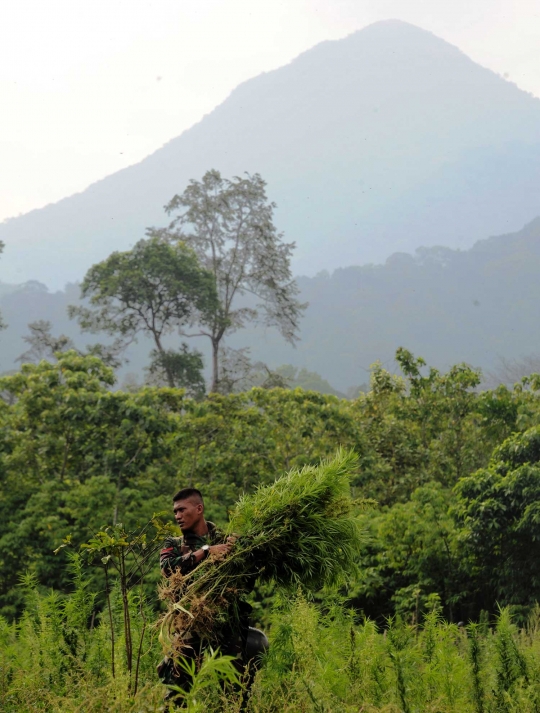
[159,448,363,653]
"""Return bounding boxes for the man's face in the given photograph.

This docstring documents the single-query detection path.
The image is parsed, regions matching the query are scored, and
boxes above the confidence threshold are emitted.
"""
[173,497,203,532]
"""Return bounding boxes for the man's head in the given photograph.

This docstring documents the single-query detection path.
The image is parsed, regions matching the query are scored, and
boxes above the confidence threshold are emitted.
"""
[172,487,205,533]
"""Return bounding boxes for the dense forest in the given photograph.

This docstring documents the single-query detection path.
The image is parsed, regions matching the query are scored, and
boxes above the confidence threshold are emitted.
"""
[3,343,540,710]
[4,12,540,712]
[2,169,540,711]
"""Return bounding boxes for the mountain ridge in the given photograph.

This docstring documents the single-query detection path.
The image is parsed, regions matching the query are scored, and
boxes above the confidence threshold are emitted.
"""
[2,20,540,288]
[1,216,540,390]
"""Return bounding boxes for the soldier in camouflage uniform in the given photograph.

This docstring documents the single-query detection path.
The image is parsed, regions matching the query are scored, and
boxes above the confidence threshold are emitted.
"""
[158,487,257,706]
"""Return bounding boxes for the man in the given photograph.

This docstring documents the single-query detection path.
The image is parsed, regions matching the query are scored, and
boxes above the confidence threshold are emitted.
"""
[160,487,232,578]
[158,487,266,706]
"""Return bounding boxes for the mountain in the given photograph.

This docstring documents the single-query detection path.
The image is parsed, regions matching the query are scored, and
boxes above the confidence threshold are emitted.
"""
[2,218,540,390]
[235,217,540,390]
[2,20,540,289]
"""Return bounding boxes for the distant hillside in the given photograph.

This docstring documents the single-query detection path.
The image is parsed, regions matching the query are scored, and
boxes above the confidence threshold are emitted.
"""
[237,217,540,389]
[2,20,540,288]
[2,218,540,390]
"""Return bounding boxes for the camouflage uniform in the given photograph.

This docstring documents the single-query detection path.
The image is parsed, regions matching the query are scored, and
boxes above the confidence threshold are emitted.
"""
[159,520,223,578]
[158,522,251,704]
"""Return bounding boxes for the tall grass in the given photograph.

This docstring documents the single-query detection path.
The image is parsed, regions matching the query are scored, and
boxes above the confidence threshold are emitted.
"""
[5,562,540,711]
[159,449,364,654]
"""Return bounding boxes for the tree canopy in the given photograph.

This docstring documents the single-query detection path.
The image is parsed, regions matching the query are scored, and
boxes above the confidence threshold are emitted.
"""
[69,236,217,392]
[3,346,540,624]
[152,170,306,392]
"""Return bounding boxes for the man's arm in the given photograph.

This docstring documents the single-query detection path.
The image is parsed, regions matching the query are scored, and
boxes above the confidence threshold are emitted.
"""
[160,538,233,577]
[160,539,197,577]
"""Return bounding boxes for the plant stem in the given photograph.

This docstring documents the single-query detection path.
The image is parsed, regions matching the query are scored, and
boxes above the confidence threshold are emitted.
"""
[120,549,133,682]
[133,580,147,696]
[104,565,115,678]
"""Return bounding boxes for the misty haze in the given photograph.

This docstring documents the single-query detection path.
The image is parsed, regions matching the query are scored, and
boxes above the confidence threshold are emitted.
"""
[2,20,540,390]
[3,4,540,711]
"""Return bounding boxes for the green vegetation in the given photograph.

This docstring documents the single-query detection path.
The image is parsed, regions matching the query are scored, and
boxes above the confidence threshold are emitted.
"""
[3,217,540,394]
[69,236,218,392]
[160,451,363,654]
[2,344,540,710]
[273,364,349,397]
[6,577,540,711]
[150,169,305,392]
[1,347,539,620]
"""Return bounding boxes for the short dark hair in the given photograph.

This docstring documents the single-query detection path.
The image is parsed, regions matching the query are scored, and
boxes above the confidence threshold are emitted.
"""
[172,487,204,504]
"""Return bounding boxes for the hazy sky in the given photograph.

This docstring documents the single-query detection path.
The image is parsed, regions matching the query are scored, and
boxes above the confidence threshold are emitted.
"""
[2,0,539,223]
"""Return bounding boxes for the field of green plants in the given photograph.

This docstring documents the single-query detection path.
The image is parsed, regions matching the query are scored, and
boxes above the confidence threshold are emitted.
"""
[5,578,540,712]
[2,347,540,711]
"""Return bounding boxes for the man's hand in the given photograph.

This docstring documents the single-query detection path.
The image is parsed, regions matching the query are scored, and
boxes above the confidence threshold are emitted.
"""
[208,543,232,557]
[210,536,238,555]
[193,540,235,564]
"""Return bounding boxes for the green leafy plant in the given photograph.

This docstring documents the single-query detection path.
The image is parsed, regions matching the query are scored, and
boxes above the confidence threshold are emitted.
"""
[159,449,364,654]
[166,648,241,711]
[59,516,176,694]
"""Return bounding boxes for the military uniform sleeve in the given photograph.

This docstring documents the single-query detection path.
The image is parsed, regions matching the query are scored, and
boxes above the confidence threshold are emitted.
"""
[160,537,198,577]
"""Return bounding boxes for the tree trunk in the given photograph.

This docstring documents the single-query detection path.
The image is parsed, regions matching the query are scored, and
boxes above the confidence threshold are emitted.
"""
[210,337,220,393]
[104,566,115,678]
[154,334,175,388]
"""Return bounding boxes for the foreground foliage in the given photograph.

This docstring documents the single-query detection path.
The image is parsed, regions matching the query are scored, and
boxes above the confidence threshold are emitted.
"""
[3,346,540,710]
[5,574,540,712]
[160,450,363,652]
[2,349,540,623]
